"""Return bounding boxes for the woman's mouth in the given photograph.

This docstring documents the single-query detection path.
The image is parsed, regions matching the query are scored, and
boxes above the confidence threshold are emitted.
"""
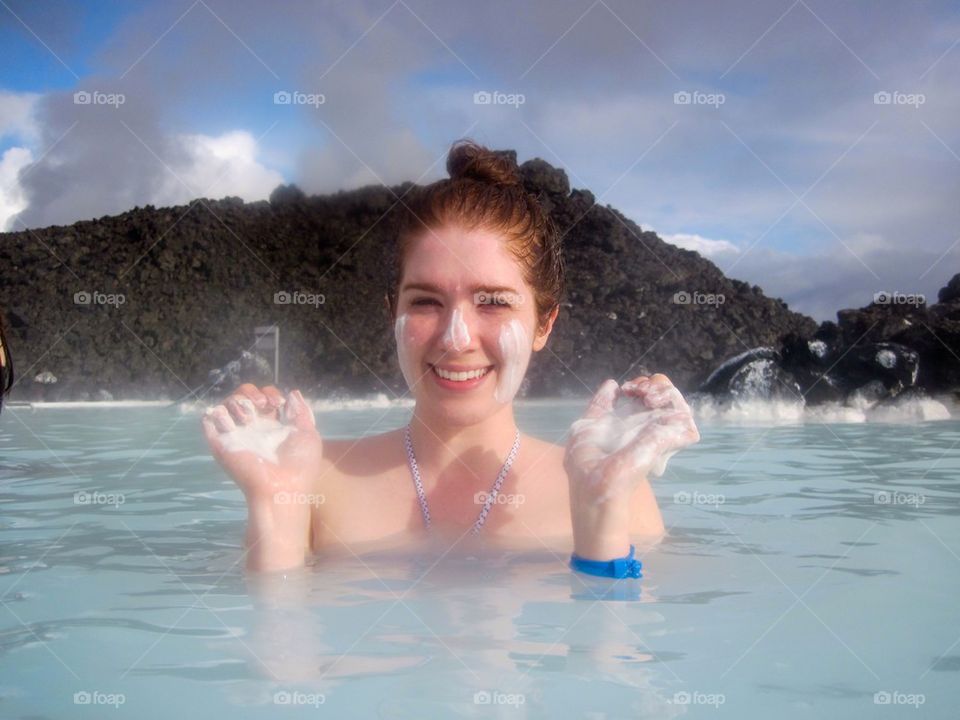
[427,363,494,390]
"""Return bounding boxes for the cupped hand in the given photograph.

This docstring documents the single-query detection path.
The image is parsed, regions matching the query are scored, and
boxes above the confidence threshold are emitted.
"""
[201,384,324,505]
[564,374,700,504]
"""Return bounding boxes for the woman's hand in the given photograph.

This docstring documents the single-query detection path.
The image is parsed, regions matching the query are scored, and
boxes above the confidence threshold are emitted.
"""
[564,374,700,560]
[201,384,323,504]
[201,384,324,571]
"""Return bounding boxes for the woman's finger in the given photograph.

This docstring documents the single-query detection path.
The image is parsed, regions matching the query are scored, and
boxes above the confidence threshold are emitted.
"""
[200,416,224,459]
[225,396,255,425]
[582,379,619,420]
[282,390,316,431]
[208,405,237,433]
[236,383,268,410]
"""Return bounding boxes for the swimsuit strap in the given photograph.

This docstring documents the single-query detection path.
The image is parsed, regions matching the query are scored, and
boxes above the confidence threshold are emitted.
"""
[403,425,521,535]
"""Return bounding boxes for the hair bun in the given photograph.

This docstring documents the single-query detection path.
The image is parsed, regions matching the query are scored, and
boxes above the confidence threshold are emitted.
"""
[446,139,521,186]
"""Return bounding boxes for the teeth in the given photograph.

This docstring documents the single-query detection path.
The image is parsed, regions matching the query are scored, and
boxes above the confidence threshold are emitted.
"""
[433,365,490,382]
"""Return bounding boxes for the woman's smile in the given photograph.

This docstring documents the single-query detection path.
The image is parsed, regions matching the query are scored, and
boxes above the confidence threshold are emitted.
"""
[427,362,495,390]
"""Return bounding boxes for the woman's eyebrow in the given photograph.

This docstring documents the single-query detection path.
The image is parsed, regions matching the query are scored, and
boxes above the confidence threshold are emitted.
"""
[401,282,520,295]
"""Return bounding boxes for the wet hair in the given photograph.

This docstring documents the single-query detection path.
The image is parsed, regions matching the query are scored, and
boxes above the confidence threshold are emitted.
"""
[387,139,565,333]
[0,312,13,414]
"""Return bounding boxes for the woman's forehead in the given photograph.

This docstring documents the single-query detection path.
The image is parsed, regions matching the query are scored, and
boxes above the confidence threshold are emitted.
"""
[404,225,524,282]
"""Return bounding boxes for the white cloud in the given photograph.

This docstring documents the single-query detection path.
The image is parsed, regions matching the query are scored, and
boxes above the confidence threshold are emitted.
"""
[156,130,286,205]
[11,109,286,229]
[660,232,740,258]
[0,146,34,231]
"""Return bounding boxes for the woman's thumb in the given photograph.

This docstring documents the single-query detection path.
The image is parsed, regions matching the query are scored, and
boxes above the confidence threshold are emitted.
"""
[283,390,316,431]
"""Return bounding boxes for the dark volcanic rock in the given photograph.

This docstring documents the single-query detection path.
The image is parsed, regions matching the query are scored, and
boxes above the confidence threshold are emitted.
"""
[699,274,960,408]
[2,153,821,401]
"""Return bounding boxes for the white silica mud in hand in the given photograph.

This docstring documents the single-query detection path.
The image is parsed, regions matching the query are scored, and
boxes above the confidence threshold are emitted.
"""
[442,307,470,352]
[569,379,696,484]
[494,319,532,403]
[207,397,295,464]
[394,313,419,392]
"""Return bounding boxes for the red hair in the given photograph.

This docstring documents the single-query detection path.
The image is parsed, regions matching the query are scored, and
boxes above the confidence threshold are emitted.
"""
[387,139,565,332]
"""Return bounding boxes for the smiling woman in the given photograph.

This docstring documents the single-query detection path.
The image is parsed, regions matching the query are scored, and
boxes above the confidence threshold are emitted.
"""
[201,140,700,575]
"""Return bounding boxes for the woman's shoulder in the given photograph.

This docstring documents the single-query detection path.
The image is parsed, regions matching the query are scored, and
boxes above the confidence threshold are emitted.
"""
[319,428,405,477]
[520,433,565,465]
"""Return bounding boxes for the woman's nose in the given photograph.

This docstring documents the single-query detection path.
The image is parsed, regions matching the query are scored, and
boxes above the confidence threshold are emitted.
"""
[440,306,472,353]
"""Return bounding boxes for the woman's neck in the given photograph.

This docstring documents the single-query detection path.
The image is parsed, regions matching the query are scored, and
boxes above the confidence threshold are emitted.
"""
[407,404,519,487]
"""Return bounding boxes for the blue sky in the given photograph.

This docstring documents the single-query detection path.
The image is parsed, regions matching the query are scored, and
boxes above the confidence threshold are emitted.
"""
[2,0,959,320]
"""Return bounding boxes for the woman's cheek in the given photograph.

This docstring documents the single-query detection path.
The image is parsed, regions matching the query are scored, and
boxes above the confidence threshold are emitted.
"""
[394,312,430,392]
[493,318,533,404]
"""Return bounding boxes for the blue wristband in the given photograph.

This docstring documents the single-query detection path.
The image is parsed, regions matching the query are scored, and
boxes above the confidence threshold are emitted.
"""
[569,544,642,579]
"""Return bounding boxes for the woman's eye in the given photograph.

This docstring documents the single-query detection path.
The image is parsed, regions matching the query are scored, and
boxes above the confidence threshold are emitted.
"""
[411,298,440,306]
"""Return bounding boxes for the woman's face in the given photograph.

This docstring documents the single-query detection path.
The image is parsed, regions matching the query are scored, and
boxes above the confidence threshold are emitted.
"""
[394,223,556,424]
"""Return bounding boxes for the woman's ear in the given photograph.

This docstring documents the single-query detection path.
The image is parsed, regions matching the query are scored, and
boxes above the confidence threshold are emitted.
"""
[532,304,560,352]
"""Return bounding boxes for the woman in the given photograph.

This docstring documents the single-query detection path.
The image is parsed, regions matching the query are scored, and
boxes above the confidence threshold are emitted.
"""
[202,140,700,573]
[0,310,13,414]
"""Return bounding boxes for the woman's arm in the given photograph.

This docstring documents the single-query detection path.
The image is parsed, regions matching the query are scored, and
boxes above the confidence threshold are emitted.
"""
[565,374,699,562]
[201,384,324,573]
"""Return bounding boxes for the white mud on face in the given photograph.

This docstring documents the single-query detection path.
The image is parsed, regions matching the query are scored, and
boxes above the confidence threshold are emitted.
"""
[494,319,531,404]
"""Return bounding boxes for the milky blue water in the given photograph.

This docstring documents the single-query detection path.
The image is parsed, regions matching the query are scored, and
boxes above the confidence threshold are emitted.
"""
[1,402,959,719]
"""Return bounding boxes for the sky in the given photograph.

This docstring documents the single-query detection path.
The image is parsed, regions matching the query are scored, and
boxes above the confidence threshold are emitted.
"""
[1,0,958,321]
